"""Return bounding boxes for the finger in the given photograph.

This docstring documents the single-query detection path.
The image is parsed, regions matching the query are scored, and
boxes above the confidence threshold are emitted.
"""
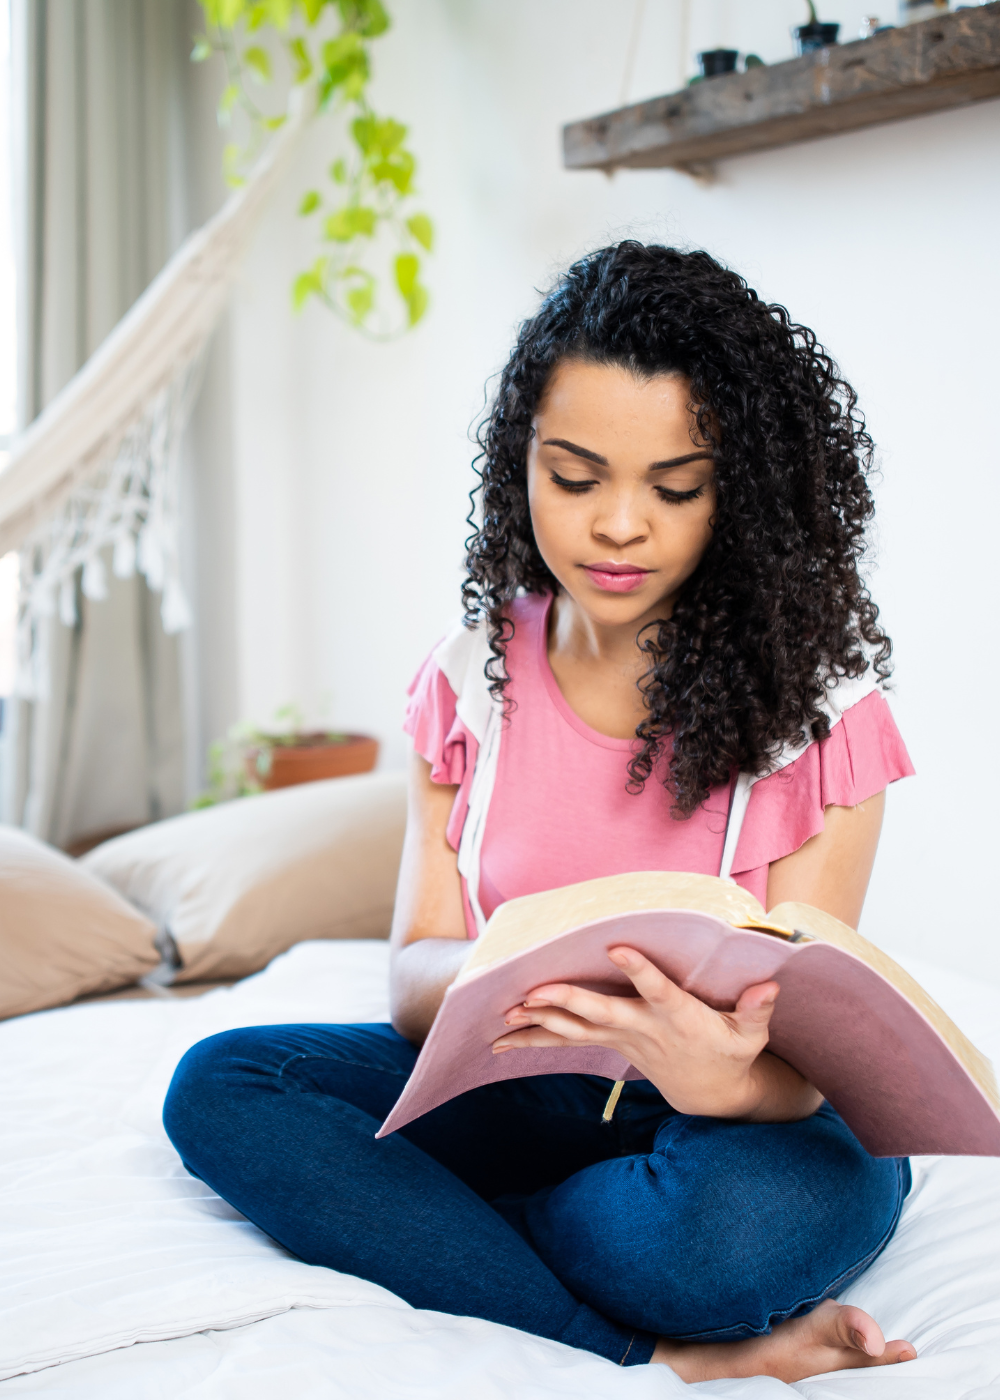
[493,1026,575,1053]
[606,947,688,1010]
[503,1004,619,1045]
[519,982,641,1032]
[729,981,779,1038]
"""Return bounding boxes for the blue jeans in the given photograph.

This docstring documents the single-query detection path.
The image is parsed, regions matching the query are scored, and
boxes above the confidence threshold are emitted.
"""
[163,1022,910,1368]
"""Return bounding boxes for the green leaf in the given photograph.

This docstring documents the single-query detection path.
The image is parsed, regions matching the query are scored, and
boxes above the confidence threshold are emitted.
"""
[336,0,389,36]
[346,282,374,323]
[321,31,365,66]
[288,36,313,82]
[298,0,327,22]
[222,143,246,187]
[190,36,213,62]
[394,252,419,299]
[406,213,433,251]
[330,157,348,183]
[352,115,407,157]
[319,31,368,103]
[217,82,239,125]
[351,113,376,154]
[292,257,328,310]
[265,0,293,25]
[298,189,321,214]
[246,3,268,30]
[323,205,377,241]
[215,0,247,27]
[244,45,272,82]
[370,151,414,194]
[406,282,429,327]
[200,0,243,27]
[264,113,287,129]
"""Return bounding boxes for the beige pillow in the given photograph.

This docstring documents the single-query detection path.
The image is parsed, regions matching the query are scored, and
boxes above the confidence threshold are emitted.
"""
[82,770,407,982]
[0,827,160,1018]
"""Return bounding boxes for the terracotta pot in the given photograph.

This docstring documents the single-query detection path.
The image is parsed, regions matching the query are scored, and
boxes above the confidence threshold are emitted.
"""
[245,733,379,791]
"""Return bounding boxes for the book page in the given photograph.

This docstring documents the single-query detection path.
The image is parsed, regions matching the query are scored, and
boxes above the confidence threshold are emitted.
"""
[459,871,769,980]
[770,901,999,1110]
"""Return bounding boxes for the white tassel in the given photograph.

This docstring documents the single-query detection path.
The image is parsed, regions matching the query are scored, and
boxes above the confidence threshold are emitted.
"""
[161,576,192,634]
[112,532,136,578]
[82,554,108,601]
[137,526,164,592]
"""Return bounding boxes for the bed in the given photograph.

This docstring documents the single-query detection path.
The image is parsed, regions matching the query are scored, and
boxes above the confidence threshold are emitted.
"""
[2,934,999,1399]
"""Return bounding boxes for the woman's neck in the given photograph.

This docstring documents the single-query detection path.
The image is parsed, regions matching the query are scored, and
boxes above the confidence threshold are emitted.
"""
[549,590,662,676]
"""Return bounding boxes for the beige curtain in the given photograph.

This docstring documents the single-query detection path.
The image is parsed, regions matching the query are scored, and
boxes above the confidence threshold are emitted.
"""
[6,0,195,845]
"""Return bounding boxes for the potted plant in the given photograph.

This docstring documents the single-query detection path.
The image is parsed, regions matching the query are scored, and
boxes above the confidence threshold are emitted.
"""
[194,705,378,807]
[793,0,841,53]
[696,49,740,78]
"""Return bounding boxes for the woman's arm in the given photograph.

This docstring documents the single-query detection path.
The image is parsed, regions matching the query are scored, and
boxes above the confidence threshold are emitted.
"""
[495,795,888,1123]
[389,750,471,1043]
[765,791,885,927]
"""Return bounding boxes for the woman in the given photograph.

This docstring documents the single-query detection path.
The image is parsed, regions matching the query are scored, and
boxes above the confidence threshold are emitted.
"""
[164,243,918,1382]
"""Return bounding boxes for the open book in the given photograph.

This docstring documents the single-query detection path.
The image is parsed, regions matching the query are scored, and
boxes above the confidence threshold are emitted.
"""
[378,872,1000,1157]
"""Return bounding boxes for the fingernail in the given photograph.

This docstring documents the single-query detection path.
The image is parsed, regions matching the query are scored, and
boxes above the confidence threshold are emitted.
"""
[523,999,550,1007]
[850,1329,872,1355]
[608,951,628,967]
[897,1349,917,1363]
[493,1043,510,1053]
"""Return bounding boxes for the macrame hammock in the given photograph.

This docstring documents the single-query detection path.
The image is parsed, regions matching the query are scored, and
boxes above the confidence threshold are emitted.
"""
[0,99,305,701]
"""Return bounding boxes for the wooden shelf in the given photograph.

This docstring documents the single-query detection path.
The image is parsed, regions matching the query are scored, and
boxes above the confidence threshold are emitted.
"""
[563,3,1000,176]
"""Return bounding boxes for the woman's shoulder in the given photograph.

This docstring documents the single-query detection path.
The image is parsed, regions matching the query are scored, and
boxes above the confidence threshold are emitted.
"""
[732,686,914,877]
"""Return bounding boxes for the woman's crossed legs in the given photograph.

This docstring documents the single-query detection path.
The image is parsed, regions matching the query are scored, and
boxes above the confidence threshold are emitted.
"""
[163,1022,914,1379]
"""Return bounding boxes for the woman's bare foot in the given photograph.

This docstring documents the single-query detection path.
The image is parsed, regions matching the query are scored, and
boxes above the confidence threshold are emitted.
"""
[652,1300,917,1383]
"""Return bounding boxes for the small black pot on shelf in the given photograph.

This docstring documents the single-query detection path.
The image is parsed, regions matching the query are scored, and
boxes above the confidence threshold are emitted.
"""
[793,21,840,53]
[697,49,740,78]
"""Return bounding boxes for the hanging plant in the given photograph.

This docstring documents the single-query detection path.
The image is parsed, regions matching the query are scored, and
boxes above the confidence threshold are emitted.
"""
[193,0,433,338]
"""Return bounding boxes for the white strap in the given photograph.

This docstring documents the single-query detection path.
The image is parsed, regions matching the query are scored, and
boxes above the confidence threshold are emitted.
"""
[717,668,883,879]
[719,770,755,880]
[456,703,503,937]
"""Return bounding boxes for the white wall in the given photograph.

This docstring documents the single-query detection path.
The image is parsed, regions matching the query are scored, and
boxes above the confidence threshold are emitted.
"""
[213,1,1000,981]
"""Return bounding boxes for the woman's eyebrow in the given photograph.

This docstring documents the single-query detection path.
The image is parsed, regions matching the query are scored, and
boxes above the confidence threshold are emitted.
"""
[541,438,608,466]
[542,439,713,472]
[649,452,714,471]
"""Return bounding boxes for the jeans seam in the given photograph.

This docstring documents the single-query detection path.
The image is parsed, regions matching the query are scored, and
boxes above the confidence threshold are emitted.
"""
[275,1052,411,1082]
[667,1157,910,1343]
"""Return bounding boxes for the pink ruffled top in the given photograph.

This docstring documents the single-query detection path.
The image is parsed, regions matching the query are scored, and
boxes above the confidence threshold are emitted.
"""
[405,594,914,937]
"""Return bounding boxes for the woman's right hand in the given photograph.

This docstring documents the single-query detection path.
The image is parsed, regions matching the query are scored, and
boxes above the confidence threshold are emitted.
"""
[389,751,471,1043]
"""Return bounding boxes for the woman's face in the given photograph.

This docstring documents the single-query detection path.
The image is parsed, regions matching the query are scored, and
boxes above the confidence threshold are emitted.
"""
[526,359,716,635]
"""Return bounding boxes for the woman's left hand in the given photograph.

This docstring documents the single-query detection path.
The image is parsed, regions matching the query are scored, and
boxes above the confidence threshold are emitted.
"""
[492,946,822,1122]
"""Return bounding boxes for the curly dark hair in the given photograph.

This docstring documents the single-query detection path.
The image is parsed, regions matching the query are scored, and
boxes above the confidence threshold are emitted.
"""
[462,241,891,817]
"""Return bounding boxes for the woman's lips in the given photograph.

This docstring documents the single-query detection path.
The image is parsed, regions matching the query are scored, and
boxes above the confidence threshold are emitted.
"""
[582,561,652,593]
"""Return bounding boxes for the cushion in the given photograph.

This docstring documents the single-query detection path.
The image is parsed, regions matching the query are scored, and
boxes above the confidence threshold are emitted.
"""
[0,826,159,1019]
[81,770,408,982]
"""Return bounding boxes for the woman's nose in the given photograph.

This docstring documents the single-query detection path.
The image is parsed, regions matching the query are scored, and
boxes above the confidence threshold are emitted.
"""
[593,492,648,549]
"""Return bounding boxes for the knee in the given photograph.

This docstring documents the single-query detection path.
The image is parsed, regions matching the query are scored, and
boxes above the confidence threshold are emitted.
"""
[162,1028,264,1161]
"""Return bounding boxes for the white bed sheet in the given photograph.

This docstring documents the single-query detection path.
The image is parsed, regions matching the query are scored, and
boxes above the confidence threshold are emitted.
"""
[1,940,998,1399]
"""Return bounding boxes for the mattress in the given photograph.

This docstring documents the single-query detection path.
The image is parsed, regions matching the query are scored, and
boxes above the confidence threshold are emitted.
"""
[2,939,999,1399]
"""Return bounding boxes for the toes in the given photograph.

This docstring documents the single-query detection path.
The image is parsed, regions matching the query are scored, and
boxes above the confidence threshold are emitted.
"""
[883,1339,918,1364]
[833,1303,886,1359]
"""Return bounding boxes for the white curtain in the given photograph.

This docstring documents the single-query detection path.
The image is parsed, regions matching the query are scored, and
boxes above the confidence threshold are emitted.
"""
[6,0,195,845]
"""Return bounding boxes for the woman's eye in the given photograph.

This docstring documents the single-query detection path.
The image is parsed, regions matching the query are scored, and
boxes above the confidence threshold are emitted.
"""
[550,472,597,494]
[654,484,705,505]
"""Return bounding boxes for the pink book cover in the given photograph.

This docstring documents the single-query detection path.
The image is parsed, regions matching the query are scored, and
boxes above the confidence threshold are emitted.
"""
[377,910,1000,1157]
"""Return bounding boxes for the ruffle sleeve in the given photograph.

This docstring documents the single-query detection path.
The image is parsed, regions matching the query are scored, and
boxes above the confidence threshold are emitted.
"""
[731,690,914,901]
[404,649,479,851]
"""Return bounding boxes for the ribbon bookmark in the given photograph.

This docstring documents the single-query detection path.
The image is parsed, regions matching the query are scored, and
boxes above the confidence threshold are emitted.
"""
[602,1079,626,1123]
